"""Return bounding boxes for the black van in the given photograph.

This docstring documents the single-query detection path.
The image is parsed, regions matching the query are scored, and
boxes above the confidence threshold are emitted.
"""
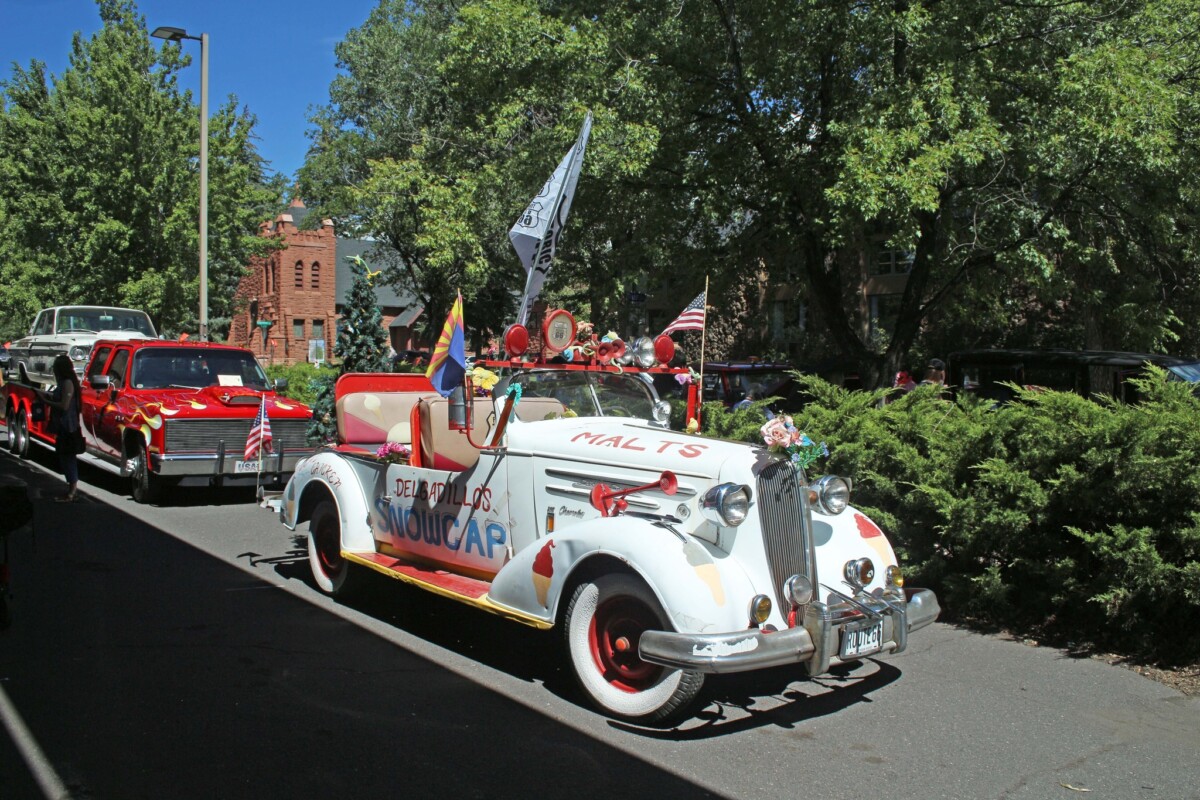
[948,349,1200,403]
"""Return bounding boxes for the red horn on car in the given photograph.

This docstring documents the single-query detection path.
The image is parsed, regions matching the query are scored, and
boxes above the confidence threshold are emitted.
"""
[595,340,614,364]
[609,338,626,360]
[589,471,679,517]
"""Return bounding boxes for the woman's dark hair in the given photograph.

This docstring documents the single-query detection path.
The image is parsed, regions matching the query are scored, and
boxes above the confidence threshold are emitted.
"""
[52,354,82,399]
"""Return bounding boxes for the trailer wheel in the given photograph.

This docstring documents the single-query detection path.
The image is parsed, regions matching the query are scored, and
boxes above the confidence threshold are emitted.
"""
[129,446,162,504]
[564,573,704,723]
[5,408,17,454]
[307,500,354,596]
[8,408,30,459]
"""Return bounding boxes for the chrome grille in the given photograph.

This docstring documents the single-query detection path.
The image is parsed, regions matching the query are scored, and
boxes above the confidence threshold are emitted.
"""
[756,458,814,604]
[165,418,310,453]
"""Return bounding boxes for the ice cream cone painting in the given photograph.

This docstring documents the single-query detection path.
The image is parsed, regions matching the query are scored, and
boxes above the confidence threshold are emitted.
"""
[683,540,725,606]
[532,540,556,607]
[361,394,386,427]
[854,513,896,571]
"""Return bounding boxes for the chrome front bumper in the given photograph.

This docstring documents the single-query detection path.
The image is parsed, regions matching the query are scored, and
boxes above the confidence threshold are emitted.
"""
[150,448,312,478]
[639,588,940,675]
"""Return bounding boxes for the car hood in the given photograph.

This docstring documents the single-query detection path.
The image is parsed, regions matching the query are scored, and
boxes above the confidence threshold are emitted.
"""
[127,386,310,418]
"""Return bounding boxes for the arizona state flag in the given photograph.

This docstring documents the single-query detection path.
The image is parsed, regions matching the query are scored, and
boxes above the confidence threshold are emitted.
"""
[425,292,467,397]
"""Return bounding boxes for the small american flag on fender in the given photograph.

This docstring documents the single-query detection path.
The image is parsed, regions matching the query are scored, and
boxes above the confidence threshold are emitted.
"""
[244,397,273,461]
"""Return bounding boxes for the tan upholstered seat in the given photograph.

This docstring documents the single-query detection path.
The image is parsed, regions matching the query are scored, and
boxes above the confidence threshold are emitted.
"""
[415,396,496,471]
[336,392,431,447]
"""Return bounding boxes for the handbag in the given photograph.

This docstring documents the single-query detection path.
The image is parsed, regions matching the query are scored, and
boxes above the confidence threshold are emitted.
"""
[73,429,86,455]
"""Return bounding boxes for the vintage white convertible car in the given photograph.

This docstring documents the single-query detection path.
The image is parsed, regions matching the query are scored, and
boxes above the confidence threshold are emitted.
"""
[5,305,157,386]
[276,349,940,723]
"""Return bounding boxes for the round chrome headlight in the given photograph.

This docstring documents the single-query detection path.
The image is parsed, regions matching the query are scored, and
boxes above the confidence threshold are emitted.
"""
[68,344,91,362]
[886,565,904,588]
[652,400,671,425]
[785,574,814,606]
[809,475,852,515]
[699,483,753,527]
[632,336,656,368]
[844,557,875,589]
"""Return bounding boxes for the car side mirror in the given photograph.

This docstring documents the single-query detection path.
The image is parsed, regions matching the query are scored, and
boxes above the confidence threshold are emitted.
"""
[90,374,110,390]
[273,377,288,392]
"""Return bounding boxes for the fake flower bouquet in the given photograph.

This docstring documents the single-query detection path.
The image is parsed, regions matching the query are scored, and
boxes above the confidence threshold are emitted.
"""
[375,441,412,464]
[760,416,829,471]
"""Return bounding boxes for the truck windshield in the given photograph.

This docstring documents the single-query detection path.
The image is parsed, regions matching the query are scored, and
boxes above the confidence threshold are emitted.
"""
[57,307,157,337]
[510,369,658,419]
[132,349,270,390]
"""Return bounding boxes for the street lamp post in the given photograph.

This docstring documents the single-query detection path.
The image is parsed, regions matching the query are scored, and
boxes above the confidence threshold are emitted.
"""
[151,26,209,341]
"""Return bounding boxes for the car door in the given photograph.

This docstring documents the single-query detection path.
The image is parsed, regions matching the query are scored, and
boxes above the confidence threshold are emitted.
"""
[92,346,132,460]
[80,345,113,453]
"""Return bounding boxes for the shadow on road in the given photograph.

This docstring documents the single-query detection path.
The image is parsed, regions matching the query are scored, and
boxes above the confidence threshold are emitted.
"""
[0,453,724,799]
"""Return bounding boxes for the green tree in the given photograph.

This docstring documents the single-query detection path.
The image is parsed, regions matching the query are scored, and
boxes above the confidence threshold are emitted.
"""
[307,254,391,443]
[300,1,1200,381]
[0,0,282,341]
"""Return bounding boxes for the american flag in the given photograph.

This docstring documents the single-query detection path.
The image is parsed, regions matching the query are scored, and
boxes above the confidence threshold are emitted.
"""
[660,292,707,336]
[244,397,272,461]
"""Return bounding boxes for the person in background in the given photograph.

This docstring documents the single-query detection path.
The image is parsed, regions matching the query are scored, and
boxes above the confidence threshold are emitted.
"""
[732,385,757,411]
[919,358,946,387]
[38,354,83,502]
[732,384,776,419]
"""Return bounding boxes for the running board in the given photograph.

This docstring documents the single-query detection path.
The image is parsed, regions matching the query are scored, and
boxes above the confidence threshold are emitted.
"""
[79,451,123,475]
[343,551,551,630]
[20,434,125,476]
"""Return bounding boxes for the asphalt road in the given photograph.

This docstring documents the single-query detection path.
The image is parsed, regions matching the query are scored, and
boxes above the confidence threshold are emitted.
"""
[1,440,1197,800]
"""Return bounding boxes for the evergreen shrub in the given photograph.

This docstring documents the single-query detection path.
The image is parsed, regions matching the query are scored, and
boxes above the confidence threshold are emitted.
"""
[265,362,337,408]
[715,369,1200,664]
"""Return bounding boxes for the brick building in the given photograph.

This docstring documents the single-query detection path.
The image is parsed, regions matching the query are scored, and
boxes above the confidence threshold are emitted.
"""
[229,199,426,365]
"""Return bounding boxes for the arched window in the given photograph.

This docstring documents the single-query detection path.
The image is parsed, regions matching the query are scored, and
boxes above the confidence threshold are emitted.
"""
[294,261,304,288]
[311,262,320,290]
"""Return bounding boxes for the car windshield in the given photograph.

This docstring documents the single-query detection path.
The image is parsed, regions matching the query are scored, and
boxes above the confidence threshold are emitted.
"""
[56,307,157,337]
[510,369,658,418]
[132,348,270,390]
[1167,362,1200,382]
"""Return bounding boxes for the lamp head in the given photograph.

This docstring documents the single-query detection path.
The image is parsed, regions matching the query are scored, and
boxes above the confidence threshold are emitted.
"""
[151,26,193,42]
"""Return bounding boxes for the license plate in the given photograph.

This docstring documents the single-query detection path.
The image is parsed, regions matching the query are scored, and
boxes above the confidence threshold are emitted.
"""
[234,460,260,474]
[839,620,884,659]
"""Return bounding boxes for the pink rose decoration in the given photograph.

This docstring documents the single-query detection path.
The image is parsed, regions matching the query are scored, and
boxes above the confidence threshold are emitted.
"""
[761,417,792,447]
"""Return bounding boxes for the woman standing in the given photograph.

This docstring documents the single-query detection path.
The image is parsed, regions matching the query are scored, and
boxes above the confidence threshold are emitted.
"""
[39,354,83,502]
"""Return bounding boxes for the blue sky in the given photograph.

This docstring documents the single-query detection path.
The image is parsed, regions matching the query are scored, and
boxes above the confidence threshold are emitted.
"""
[0,0,381,182]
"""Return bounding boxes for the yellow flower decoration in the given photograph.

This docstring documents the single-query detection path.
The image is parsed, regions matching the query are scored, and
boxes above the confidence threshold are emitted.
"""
[471,366,500,393]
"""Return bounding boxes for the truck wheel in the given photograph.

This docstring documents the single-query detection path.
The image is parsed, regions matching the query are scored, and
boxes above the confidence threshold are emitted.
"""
[129,447,162,504]
[564,573,704,723]
[308,500,354,596]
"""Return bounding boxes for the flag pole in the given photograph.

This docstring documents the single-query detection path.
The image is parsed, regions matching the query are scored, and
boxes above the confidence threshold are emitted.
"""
[255,391,264,496]
[696,275,710,423]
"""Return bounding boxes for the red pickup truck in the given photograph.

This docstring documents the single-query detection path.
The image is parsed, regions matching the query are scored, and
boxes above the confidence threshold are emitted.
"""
[3,339,313,503]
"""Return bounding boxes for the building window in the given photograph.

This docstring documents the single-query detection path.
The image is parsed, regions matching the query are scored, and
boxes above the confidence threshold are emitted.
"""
[868,294,903,342]
[312,319,324,342]
[871,249,914,276]
[293,319,305,340]
[311,262,320,289]
[295,261,304,288]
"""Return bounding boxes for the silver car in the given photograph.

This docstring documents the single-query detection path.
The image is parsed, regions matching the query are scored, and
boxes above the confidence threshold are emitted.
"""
[6,306,157,387]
